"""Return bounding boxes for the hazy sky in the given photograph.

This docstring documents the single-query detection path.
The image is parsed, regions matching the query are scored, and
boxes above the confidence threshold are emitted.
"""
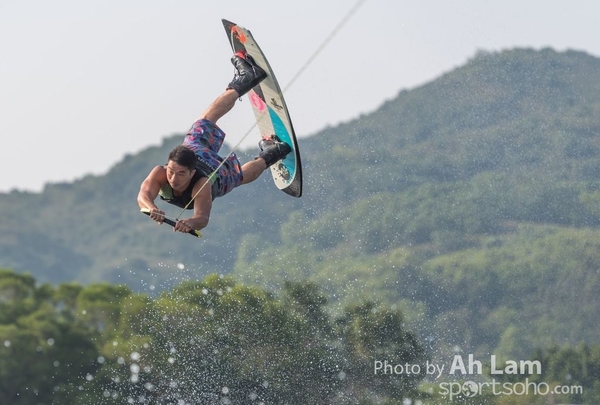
[1,0,599,193]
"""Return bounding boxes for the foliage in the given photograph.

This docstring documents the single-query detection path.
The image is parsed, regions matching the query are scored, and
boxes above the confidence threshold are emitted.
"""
[233,221,600,368]
[486,344,600,404]
[0,270,100,404]
[4,267,598,404]
[0,269,426,405]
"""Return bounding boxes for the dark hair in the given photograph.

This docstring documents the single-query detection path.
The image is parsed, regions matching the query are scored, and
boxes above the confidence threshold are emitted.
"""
[168,145,197,171]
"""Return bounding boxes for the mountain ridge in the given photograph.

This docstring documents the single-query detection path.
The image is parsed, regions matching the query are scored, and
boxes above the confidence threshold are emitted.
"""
[2,47,600,360]
[3,47,600,283]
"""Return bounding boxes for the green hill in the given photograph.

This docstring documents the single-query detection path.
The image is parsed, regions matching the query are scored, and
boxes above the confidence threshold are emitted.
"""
[2,48,600,361]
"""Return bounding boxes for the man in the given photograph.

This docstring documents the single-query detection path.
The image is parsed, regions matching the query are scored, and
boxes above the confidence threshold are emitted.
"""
[137,52,291,234]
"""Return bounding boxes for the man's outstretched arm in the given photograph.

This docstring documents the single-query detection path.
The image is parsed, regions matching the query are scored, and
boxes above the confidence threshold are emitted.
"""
[137,166,167,223]
[173,177,212,233]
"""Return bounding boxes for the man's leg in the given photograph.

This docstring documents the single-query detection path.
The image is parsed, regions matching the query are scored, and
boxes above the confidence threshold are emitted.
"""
[199,53,267,124]
[240,139,292,185]
[198,88,238,124]
[240,159,267,185]
[198,53,290,186]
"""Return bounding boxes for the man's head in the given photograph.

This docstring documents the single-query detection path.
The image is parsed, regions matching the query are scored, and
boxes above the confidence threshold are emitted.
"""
[166,145,197,192]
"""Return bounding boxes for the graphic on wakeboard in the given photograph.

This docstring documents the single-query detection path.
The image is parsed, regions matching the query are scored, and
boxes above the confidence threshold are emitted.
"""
[222,19,303,198]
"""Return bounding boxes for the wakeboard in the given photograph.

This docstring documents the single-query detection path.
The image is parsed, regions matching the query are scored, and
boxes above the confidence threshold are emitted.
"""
[222,19,303,198]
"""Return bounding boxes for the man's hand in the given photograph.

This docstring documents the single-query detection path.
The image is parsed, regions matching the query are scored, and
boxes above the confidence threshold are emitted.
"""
[173,220,192,233]
[174,219,196,234]
[149,208,166,224]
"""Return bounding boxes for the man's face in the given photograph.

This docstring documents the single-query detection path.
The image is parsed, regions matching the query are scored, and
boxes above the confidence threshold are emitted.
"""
[166,161,195,192]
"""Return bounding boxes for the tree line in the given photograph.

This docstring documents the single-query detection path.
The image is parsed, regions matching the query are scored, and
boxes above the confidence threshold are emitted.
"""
[0,269,426,405]
[2,268,600,404]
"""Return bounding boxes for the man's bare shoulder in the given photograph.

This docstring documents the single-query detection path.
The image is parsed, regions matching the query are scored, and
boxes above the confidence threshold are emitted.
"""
[143,165,168,186]
[149,165,167,177]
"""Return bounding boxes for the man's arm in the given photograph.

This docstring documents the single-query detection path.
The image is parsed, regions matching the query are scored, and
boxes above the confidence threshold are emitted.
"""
[173,177,212,233]
[137,166,167,223]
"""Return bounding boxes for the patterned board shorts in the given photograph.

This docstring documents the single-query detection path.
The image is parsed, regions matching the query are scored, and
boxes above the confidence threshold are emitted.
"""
[182,119,243,198]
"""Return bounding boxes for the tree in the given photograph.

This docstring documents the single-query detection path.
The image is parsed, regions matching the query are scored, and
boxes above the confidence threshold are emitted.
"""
[0,270,100,405]
[336,301,426,403]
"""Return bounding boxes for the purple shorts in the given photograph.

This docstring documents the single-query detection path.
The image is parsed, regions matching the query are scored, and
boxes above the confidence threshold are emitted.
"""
[182,119,243,198]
